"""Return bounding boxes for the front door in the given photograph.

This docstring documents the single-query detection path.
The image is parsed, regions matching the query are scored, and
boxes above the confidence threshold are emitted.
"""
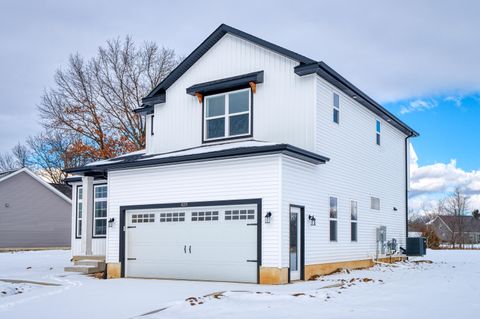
[289,206,301,281]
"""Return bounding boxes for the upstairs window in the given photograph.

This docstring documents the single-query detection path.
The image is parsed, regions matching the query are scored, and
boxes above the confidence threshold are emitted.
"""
[204,88,251,141]
[329,196,338,241]
[376,120,381,145]
[333,93,340,124]
[371,197,380,210]
[93,185,108,237]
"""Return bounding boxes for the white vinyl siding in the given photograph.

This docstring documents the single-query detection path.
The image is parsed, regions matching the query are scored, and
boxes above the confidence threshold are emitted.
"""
[107,155,281,266]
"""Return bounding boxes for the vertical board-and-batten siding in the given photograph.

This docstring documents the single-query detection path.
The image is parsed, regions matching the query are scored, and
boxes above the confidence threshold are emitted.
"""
[106,155,282,266]
[147,33,315,154]
[0,171,71,248]
[70,182,106,256]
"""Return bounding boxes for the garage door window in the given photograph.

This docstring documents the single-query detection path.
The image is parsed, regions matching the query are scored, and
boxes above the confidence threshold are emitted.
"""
[160,212,185,222]
[225,209,255,220]
[132,213,155,223]
[191,211,219,221]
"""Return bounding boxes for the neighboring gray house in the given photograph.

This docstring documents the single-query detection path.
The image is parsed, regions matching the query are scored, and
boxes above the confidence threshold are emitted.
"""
[0,168,72,249]
[428,215,480,245]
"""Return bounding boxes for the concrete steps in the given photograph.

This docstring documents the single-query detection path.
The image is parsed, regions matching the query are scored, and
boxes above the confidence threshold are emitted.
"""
[65,256,106,274]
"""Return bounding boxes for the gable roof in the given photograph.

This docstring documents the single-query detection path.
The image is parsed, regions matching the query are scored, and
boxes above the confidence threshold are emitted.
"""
[437,215,480,233]
[0,168,72,203]
[135,24,418,137]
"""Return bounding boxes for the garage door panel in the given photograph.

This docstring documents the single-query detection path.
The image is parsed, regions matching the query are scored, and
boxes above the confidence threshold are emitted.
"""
[125,205,258,283]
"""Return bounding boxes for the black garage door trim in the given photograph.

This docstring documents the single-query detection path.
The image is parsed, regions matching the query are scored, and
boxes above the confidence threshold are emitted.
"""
[119,198,262,283]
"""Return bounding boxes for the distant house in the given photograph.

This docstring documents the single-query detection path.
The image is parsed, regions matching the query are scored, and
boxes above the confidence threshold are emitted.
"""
[428,215,480,246]
[0,168,72,249]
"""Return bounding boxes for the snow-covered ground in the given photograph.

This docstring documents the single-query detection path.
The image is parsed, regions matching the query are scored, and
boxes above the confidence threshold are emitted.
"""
[0,250,479,319]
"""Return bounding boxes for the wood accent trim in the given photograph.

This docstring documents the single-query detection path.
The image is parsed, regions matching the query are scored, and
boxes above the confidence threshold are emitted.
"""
[259,267,289,284]
[304,256,407,280]
[107,263,121,279]
[248,81,256,94]
[195,92,203,103]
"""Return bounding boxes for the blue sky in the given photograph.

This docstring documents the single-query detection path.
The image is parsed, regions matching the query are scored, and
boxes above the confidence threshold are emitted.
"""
[0,0,479,210]
[386,94,480,171]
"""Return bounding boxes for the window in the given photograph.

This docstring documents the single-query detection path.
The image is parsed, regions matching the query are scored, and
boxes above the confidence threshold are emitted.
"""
[132,213,155,223]
[76,187,83,238]
[93,185,107,236]
[159,212,184,222]
[351,201,358,241]
[225,209,255,220]
[376,120,381,145]
[204,88,251,141]
[191,211,219,221]
[329,197,338,241]
[333,93,340,124]
[371,197,380,210]
[150,115,154,136]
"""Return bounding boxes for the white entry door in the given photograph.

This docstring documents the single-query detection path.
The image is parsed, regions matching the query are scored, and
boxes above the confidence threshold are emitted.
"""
[289,206,301,281]
[125,204,258,283]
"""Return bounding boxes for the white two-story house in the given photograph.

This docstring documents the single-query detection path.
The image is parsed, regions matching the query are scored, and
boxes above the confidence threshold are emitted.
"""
[66,24,418,284]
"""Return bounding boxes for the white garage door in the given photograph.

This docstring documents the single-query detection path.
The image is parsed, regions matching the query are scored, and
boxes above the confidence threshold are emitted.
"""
[125,204,258,283]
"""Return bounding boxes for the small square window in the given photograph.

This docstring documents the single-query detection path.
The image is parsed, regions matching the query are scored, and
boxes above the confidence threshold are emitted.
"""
[371,197,380,210]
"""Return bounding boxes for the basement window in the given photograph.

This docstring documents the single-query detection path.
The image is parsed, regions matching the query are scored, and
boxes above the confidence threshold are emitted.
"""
[93,185,108,237]
[329,197,338,241]
[204,88,251,141]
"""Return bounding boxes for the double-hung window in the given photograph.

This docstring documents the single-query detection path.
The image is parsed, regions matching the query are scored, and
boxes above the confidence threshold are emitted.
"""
[351,200,358,242]
[376,120,381,145]
[204,88,251,141]
[93,185,108,237]
[76,187,83,238]
[329,197,338,241]
[333,93,340,124]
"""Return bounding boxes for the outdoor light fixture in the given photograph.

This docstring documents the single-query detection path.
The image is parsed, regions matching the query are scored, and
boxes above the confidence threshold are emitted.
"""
[393,207,398,211]
[308,214,316,226]
[264,212,272,224]
[4,203,9,208]
[108,217,115,227]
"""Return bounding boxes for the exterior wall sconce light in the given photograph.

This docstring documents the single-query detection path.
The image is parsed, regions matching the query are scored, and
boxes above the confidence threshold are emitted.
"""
[308,215,316,226]
[264,212,272,224]
[393,207,398,211]
[4,203,9,208]
[108,217,115,227]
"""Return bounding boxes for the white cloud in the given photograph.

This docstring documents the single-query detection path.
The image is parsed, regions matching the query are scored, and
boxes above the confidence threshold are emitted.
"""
[400,99,438,114]
[409,144,480,211]
[444,95,464,107]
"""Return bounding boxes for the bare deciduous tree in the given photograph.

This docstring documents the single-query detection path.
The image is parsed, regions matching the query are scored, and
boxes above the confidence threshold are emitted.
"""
[0,152,16,172]
[444,187,469,248]
[27,131,91,183]
[0,143,29,172]
[38,36,178,162]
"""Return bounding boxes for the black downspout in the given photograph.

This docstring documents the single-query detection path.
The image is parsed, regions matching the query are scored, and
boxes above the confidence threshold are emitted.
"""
[405,133,413,246]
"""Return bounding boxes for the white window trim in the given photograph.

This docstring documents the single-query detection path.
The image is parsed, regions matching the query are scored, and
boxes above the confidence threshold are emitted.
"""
[333,93,340,124]
[329,196,338,242]
[76,186,83,238]
[203,88,252,141]
[376,119,381,145]
[93,184,108,237]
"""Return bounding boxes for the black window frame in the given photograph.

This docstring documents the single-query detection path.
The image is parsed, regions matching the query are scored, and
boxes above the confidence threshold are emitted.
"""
[150,114,155,136]
[201,87,254,144]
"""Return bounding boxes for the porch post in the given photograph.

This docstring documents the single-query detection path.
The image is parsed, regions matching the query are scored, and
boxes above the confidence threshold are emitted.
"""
[81,176,94,255]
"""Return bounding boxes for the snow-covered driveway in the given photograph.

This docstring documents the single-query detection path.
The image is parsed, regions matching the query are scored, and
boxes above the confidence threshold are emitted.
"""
[0,249,478,319]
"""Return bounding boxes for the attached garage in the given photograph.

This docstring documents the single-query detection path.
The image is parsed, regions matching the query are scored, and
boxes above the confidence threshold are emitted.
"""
[121,200,261,283]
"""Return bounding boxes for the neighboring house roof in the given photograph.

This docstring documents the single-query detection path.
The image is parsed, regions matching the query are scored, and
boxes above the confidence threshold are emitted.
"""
[0,168,71,203]
[65,140,330,175]
[0,170,18,179]
[136,24,418,137]
[435,215,480,233]
[50,183,72,199]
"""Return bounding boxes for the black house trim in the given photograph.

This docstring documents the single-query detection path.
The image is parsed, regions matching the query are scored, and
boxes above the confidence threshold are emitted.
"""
[119,198,262,283]
[187,71,264,96]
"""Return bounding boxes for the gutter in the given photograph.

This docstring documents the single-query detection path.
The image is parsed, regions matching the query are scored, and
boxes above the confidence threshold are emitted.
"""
[405,132,414,244]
